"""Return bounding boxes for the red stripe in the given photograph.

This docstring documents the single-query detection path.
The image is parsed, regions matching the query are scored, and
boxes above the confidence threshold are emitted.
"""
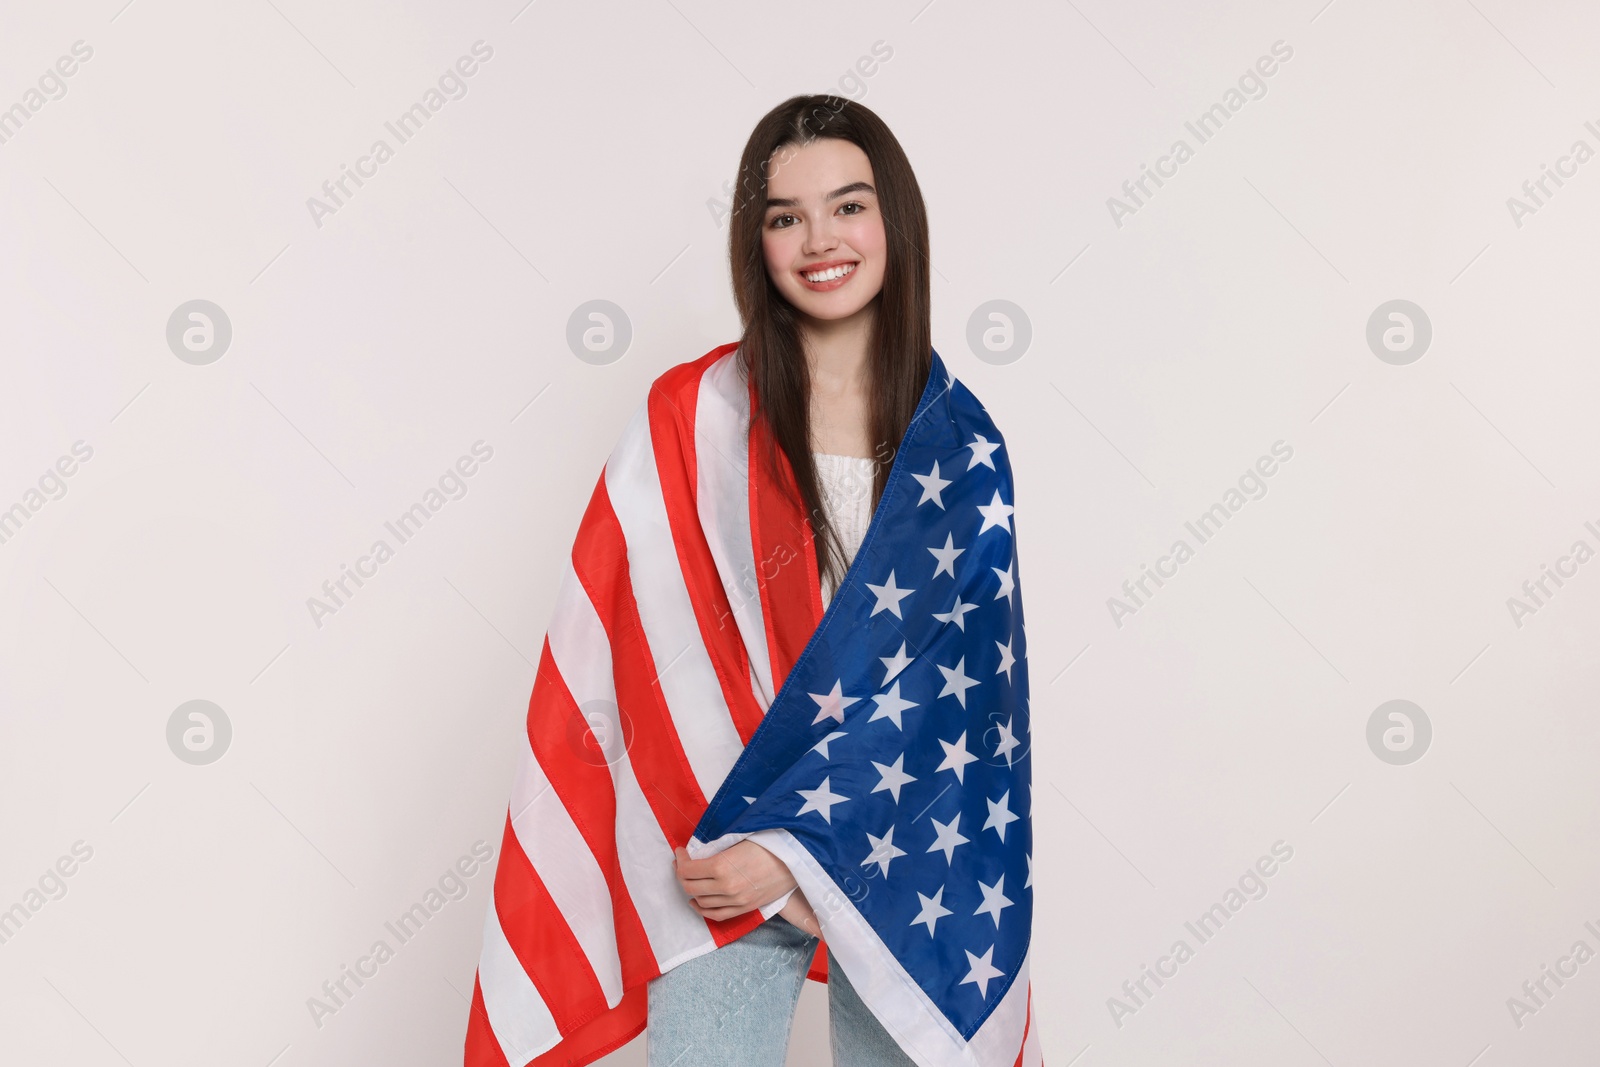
[646,364,765,743]
[806,940,829,984]
[529,985,646,1067]
[747,371,824,692]
[1011,983,1033,1067]
[463,971,511,1067]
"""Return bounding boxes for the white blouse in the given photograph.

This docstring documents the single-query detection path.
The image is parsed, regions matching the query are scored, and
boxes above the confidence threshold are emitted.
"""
[813,451,878,608]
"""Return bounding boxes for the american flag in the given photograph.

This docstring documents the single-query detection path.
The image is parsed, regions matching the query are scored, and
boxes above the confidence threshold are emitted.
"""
[465,342,1042,1067]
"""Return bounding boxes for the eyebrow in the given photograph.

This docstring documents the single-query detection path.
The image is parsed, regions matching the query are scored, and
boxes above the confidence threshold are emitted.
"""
[765,181,876,210]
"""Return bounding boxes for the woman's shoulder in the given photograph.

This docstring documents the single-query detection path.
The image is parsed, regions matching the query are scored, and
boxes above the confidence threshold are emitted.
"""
[647,340,743,404]
[945,369,1012,447]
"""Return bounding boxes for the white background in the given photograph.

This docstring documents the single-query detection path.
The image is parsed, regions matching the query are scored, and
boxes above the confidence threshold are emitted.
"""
[1,1,1597,1064]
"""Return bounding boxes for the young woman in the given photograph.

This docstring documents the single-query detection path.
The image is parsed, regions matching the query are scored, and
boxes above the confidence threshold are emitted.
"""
[643,95,930,1066]
[466,90,1039,1067]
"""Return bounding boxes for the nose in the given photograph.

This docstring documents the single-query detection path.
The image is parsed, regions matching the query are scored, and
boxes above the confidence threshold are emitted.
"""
[801,212,839,257]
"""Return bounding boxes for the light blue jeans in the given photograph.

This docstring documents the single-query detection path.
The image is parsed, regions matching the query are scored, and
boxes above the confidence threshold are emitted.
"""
[646,914,918,1066]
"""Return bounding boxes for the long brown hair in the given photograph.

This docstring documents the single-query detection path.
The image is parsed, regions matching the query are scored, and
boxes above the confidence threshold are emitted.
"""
[728,94,932,597]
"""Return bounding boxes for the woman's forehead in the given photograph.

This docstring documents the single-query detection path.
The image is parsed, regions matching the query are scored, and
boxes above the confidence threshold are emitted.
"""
[764,138,874,195]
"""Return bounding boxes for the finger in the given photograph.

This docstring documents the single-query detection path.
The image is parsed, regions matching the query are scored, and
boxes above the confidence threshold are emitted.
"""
[689,892,753,913]
[676,873,729,894]
[673,847,719,879]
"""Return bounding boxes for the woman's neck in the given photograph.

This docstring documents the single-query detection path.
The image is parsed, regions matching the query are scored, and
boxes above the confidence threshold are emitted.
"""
[800,305,873,394]
[801,307,875,458]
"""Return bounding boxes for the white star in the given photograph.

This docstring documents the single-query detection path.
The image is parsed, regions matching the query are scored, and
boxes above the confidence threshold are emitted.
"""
[937,655,980,709]
[879,641,914,685]
[811,730,848,759]
[934,595,980,632]
[742,795,756,804]
[926,814,970,865]
[995,636,1016,683]
[808,679,864,726]
[1025,853,1033,889]
[992,560,1015,604]
[913,461,953,508]
[960,944,1005,998]
[973,874,1014,928]
[983,789,1019,842]
[928,533,964,579]
[866,570,916,619]
[796,776,850,824]
[991,717,1020,768]
[910,885,954,936]
[861,824,908,878]
[935,730,980,784]
[976,490,1014,535]
[869,680,920,729]
[966,433,1002,471]
[870,753,917,803]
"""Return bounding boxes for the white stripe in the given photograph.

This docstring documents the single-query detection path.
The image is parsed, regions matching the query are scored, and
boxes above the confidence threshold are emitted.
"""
[604,396,747,800]
[477,895,560,1065]
[545,556,720,972]
[694,348,777,711]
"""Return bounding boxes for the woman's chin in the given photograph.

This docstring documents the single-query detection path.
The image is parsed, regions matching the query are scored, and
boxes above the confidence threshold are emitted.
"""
[790,293,880,325]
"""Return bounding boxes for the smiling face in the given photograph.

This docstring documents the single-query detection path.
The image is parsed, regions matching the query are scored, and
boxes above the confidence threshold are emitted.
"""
[761,136,888,328]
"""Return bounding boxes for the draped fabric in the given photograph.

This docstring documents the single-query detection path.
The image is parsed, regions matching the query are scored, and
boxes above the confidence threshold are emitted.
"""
[464,342,1043,1066]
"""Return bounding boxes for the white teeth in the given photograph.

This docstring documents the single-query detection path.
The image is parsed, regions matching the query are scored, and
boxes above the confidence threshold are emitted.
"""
[803,263,856,283]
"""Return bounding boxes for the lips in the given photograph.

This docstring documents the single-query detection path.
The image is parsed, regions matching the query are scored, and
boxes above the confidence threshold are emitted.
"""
[798,260,859,290]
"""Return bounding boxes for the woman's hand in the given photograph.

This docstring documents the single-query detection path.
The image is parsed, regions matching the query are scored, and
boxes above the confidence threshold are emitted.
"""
[673,840,796,921]
[777,887,823,940]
